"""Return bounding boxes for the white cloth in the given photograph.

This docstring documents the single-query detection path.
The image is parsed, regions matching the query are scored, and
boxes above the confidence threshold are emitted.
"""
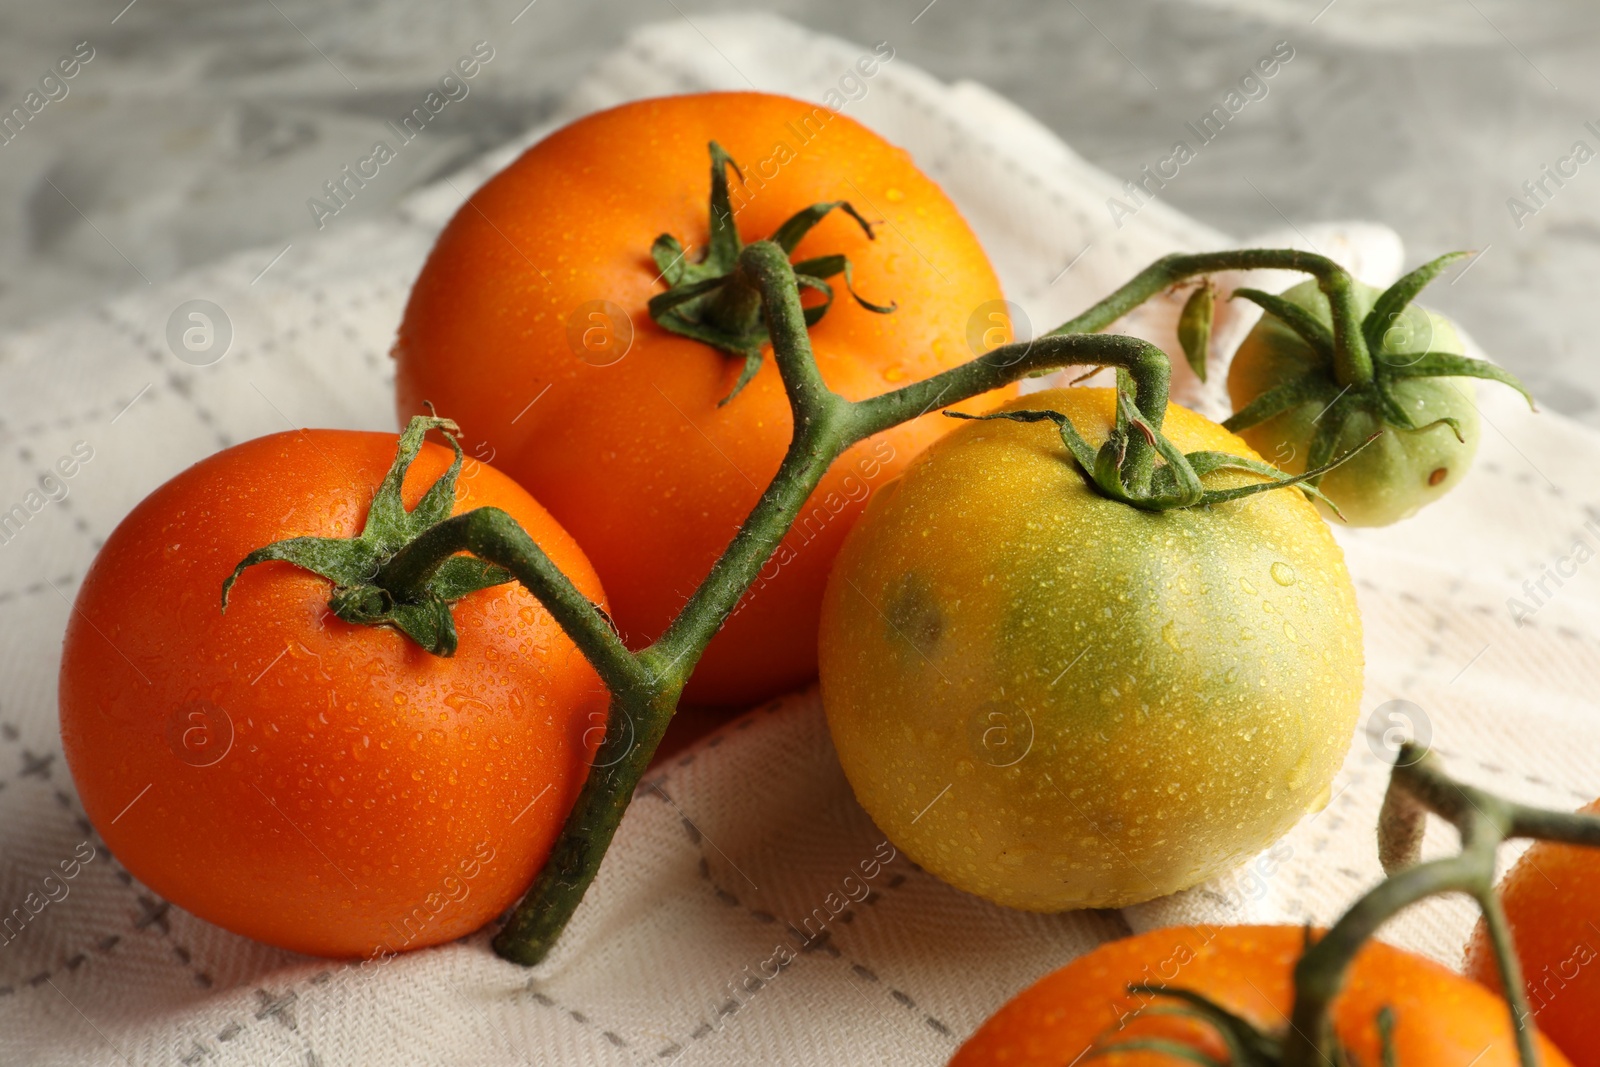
[2,13,1597,1066]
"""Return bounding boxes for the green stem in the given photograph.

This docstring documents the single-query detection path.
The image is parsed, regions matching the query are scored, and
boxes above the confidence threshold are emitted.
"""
[1507,804,1600,846]
[649,243,1183,677]
[378,506,646,696]
[849,333,1168,438]
[1046,249,1374,386]
[1284,841,1493,1064]
[851,331,1172,493]
[490,246,1197,965]
[1283,745,1576,1067]
[650,241,852,682]
[492,686,677,965]
[1478,886,1540,1067]
[485,243,1395,966]
[1319,270,1376,388]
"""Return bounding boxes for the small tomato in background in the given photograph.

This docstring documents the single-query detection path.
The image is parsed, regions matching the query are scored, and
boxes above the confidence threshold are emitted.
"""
[1227,277,1480,527]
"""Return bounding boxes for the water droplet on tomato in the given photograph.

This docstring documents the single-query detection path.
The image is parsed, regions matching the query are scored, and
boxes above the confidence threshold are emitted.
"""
[1161,620,1183,652]
[1287,748,1314,791]
[1271,562,1296,586]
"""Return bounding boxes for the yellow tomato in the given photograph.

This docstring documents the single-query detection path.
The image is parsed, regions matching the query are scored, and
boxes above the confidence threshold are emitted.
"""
[819,388,1363,910]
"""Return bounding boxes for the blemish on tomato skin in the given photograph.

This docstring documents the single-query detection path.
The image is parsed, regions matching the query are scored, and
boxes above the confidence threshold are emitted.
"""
[1428,467,1448,486]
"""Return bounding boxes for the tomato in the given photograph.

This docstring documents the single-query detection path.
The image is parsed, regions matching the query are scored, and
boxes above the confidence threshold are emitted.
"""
[394,90,1011,706]
[819,388,1362,911]
[1226,278,1479,527]
[952,925,1571,1066]
[58,429,607,958]
[1465,798,1600,1067]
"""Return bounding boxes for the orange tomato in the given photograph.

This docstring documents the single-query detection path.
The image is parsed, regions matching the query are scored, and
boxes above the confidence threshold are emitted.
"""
[59,430,607,958]
[1465,799,1600,1067]
[394,90,1011,705]
[953,925,1568,1066]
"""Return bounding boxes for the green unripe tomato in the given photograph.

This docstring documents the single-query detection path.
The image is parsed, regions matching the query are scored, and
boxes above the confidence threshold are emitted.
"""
[1226,279,1480,527]
[819,388,1364,912]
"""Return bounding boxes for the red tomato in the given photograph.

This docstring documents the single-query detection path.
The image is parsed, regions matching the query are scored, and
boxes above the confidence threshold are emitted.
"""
[59,430,607,958]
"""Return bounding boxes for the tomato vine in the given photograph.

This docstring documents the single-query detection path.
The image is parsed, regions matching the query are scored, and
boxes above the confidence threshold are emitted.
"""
[223,146,1544,1054]
[1085,747,1600,1067]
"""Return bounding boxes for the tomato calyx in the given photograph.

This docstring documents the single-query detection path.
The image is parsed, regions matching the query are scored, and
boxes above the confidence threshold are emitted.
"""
[948,384,1370,515]
[647,142,895,404]
[221,415,514,656]
[1223,252,1534,479]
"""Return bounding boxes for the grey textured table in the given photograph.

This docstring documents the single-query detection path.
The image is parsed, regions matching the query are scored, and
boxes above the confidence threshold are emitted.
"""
[2,0,1597,422]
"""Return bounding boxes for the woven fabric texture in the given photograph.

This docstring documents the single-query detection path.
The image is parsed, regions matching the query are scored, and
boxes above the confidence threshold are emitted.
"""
[1,14,1596,1066]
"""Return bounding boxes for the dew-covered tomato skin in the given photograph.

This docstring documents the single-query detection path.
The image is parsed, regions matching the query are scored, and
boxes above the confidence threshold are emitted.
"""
[59,430,607,958]
[951,925,1571,1067]
[1465,798,1600,1067]
[394,91,1012,706]
[820,388,1363,911]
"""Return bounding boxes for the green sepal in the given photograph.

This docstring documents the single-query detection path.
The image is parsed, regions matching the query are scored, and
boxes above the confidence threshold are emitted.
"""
[1178,282,1214,383]
[793,274,835,329]
[648,143,894,406]
[1361,251,1472,354]
[1377,1005,1399,1067]
[1424,416,1465,443]
[328,584,463,657]
[651,233,688,285]
[647,275,727,320]
[722,349,767,408]
[1234,287,1335,360]
[945,391,1368,514]
[1129,985,1280,1066]
[792,255,898,315]
[1085,982,1368,1067]
[1369,379,1463,442]
[1085,1037,1226,1067]
[1305,390,1354,476]
[221,415,514,656]
[945,407,1100,472]
[771,200,875,254]
[222,536,383,600]
[705,141,744,268]
[431,556,514,600]
[1378,350,1535,409]
[1177,443,1373,521]
[382,598,461,657]
[1223,372,1337,434]
[1374,374,1422,430]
